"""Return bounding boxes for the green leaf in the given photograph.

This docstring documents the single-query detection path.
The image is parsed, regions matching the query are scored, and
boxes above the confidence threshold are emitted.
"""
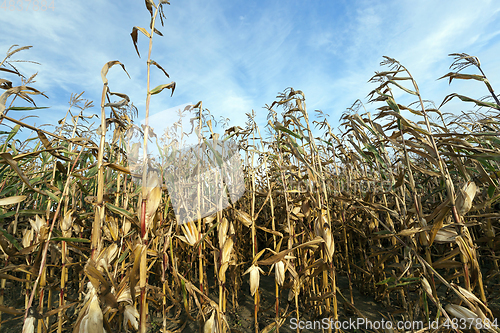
[0,211,16,219]
[86,165,98,178]
[352,113,378,137]
[18,209,46,216]
[118,248,129,264]
[2,125,20,151]
[400,277,420,282]
[203,139,224,168]
[394,280,419,287]
[488,184,495,198]
[0,227,22,251]
[46,191,61,203]
[320,139,333,146]
[105,202,135,219]
[440,93,500,111]
[181,279,188,313]
[373,230,393,235]
[386,96,401,114]
[376,277,395,285]
[149,82,176,96]
[276,125,303,140]
[50,237,90,243]
[365,144,387,169]
[388,80,418,95]
[349,139,373,167]
[7,106,49,111]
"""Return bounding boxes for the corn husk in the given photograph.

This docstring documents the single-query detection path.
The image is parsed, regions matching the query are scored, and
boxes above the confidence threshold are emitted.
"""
[274,260,285,286]
[179,220,201,246]
[123,304,139,332]
[204,310,218,333]
[30,215,48,242]
[456,181,477,216]
[218,217,229,249]
[22,316,35,333]
[420,276,433,296]
[61,209,75,237]
[445,303,479,323]
[235,209,253,228]
[219,237,234,283]
[244,264,264,296]
[434,228,458,243]
[22,228,33,248]
[97,243,119,272]
[75,282,104,333]
[314,215,335,262]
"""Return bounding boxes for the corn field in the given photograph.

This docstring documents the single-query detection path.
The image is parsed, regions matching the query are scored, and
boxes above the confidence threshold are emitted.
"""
[1,1,500,333]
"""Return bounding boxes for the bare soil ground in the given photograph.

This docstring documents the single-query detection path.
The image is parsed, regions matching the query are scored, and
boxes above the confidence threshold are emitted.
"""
[2,267,500,333]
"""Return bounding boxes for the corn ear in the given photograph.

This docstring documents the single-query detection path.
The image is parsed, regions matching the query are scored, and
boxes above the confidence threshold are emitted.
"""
[204,310,217,333]
[244,264,264,296]
[22,316,35,333]
[123,304,139,332]
[456,181,477,216]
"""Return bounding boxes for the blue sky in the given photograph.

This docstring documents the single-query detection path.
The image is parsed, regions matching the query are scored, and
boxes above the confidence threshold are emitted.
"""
[1,0,500,141]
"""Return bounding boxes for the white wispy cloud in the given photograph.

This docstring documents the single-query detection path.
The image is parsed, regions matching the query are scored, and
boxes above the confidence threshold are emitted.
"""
[1,0,499,140]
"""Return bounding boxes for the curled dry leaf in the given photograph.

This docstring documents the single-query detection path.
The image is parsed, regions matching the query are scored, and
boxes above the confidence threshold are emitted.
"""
[453,283,493,317]
[101,61,130,86]
[434,228,458,243]
[149,82,176,96]
[0,195,26,206]
[420,276,435,303]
